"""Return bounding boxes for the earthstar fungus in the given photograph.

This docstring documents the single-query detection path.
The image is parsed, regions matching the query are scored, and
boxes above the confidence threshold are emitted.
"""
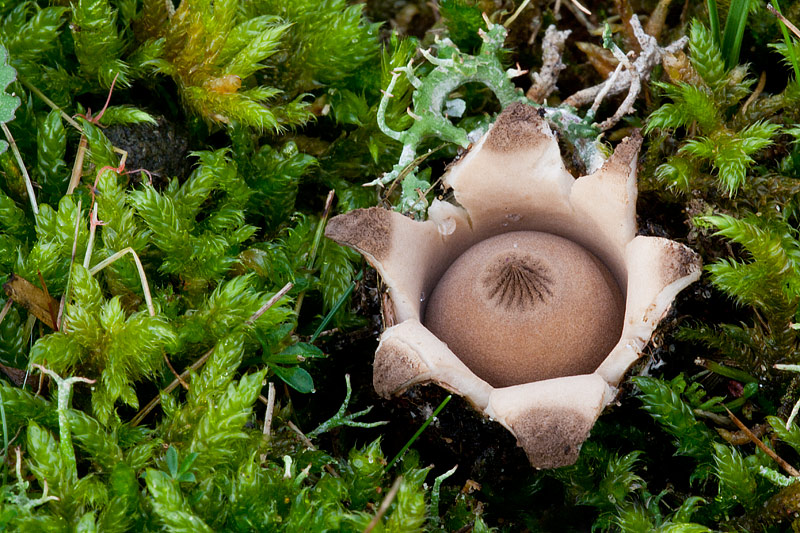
[325,103,702,469]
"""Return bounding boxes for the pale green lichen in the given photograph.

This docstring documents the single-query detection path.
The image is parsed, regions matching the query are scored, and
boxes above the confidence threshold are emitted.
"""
[374,20,603,217]
[373,21,527,214]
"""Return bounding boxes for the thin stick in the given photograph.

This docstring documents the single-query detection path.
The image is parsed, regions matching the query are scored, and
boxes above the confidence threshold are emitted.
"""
[93,74,118,124]
[18,77,82,132]
[725,408,800,477]
[67,135,88,195]
[83,203,98,269]
[769,3,800,40]
[89,247,154,316]
[570,0,592,15]
[563,0,596,31]
[769,1,800,81]
[263,382,276,437]
[163,352,189,390]
[363,476,403,533]
[58,199,82,331]
[1,123,37,217]
[288,420,317,450]
[0,386,8,486]
[294,191,335,316]
[788,397,800,429]
[589,61,625,117]
[382,144,448,202]
[0,299,12,328]
[740,71,766,115]
[133,279,294,425]
[287,420,339,477]
[130,346,215,426]
[309,191,335,266]
[246,282,293,326]
[504,0,531,27]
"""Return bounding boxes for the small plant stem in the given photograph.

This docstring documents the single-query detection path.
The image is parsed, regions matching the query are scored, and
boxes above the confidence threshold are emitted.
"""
[163,352,189,390]
[246,282,293,326]
[645,0,675,40]
[131,346,215,426]
[725,407,800,477]
[363,476,403,533]
[387,394,452,470]
[741,71,767,115]
[569,0,591,15]
[58,199,82,331]
[775,365,800,427]
[561,0,596,32]
[504,0,531,27]
[381,144,447,201]
[93,74,118,124]
[0,299,12,328]
[83,203,98,269]
[133,276,293,426]
[67,135,88,195]
[308,374,387,438]
[294,190,335,317]
[263,382,276,437]
[594,23,641,131]
[771,2,800,40]
[1,123,38,217]
[769,2,800,81]
[31,365,95,483]
[310,271,363,343]
[788,399,800,429]
[288,420,316,449]
[430,465,458,525]
[308,191,335,267]
[0,387,8,485]
[14,448,59,509]
[18,77,82,132]
[89,247,154,316]
[287,420,340,477]
[698,357,758,383]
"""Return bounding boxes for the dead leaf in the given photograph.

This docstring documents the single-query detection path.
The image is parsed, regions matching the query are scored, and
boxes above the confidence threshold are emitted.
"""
[662,50,703,85]
[3,274,58,330]
[576,42,619,78]
[0,363,28,387]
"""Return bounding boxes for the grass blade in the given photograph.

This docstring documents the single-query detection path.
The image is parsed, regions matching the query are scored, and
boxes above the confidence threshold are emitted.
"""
[386,394,452,470]
[721,0,750,68]
[770,1,800,81]
[707,0,721,48]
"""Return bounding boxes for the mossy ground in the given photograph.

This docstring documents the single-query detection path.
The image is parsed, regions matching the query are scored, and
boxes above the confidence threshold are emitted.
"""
[4,0,800,531]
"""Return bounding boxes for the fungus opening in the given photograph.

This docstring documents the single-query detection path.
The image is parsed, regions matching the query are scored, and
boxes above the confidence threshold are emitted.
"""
[423,231,624,388]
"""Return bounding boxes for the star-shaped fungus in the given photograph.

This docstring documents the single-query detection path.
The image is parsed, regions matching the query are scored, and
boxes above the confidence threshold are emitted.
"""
[325,103,702,468]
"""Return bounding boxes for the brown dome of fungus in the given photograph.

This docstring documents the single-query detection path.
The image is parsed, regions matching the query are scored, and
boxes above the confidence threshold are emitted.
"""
[325,102,702,469]
[424,231,624,387]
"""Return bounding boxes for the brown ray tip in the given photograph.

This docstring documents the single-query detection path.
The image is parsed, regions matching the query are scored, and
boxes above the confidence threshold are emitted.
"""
[325,207,392,262]
[485,102,550,153]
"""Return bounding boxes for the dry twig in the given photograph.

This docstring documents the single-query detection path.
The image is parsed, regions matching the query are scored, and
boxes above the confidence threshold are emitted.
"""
[527,25,572,103]
[726,408,800,478]
[363,476,403,533]
[564,15,688,129]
